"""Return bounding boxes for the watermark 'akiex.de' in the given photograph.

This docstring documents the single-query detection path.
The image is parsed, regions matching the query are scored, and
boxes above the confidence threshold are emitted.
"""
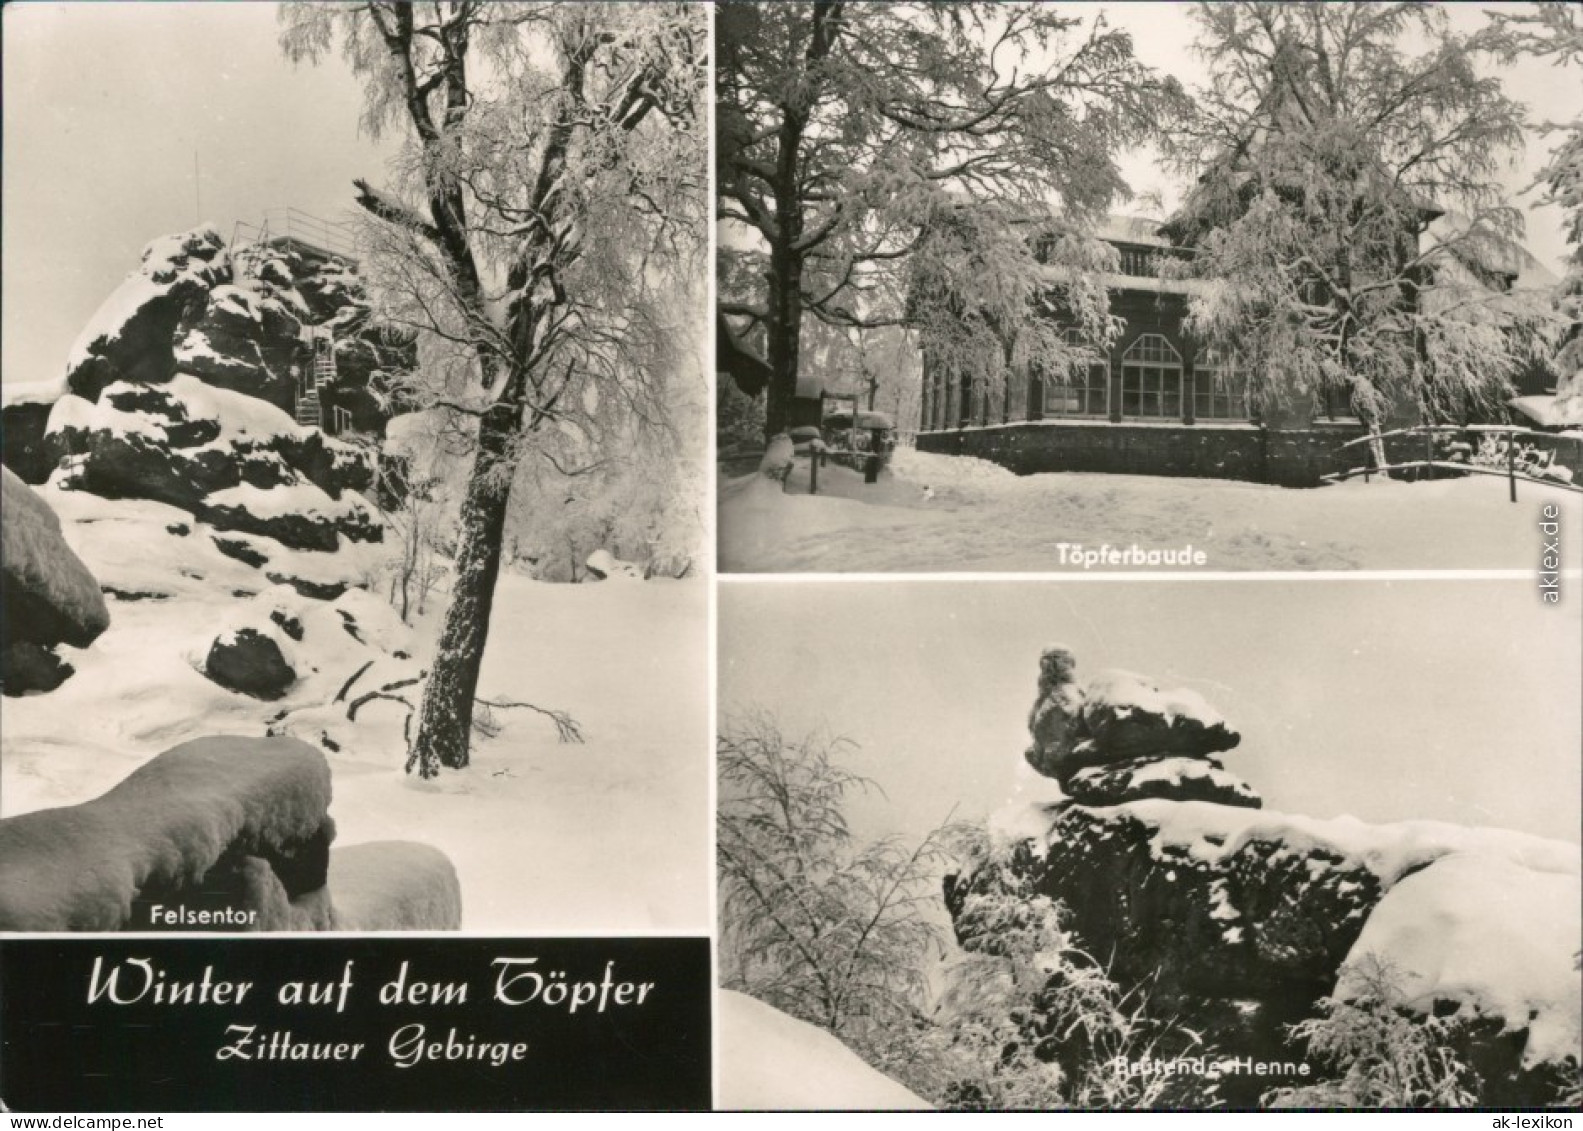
[1540,503,1562,604]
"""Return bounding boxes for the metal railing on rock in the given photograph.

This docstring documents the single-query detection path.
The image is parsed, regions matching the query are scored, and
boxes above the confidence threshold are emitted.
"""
[231,208,360,264]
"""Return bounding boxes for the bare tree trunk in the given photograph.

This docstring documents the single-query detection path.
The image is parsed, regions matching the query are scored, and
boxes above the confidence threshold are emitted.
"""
[407,405,514,778]
[765,241,805,438]
[762,1,840,439]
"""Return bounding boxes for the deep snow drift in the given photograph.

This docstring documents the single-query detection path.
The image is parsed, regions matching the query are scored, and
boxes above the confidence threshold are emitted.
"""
[719,447,1582,572]
[716,991,932,1110]
[0,485,709,933]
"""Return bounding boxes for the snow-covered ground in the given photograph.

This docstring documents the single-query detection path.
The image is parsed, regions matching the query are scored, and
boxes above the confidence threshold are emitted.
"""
[1343,853,1582,1068]
[716,991,932,1110]
[719,448,1583,572]
[1,486,709,933]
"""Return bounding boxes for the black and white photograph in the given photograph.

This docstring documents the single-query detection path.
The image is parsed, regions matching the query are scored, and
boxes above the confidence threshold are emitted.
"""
[4,0,1583,1117]
[1,2,710,936]
[717,578,1582,1109]
[715,1,1583,573]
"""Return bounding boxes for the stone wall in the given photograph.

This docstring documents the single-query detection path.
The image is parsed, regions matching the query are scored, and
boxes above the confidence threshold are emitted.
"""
[917,419,1370,488]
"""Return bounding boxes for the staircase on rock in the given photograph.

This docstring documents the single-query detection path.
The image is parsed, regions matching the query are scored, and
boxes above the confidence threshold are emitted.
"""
[294,337,338,430]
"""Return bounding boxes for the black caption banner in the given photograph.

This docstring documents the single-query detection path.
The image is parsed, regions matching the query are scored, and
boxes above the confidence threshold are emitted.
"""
[0,936,710,1111]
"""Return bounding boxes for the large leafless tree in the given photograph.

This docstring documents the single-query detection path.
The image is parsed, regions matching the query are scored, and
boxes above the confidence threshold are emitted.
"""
[716,1,1185,437]
[282,2,706,777]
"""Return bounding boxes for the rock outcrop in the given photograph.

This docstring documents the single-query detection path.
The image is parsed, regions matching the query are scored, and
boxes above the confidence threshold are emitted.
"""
[197,582,422,727]
[1,468,111,694]
[1025,645,1255,808]
[24,225,415,556]
[0,737,460,932]
[948,644,1582,1107]
[205,627,297,700]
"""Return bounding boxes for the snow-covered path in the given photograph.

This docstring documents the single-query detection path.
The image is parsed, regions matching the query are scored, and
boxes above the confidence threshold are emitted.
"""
[720,449,1583,573]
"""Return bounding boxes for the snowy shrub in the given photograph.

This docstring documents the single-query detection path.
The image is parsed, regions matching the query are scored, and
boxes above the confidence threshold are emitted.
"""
[717,711,962,1060]
[717,713,1206,1110]
[912,848,1203,1111]
[757,435,796,482]
[375,470,455,623]
[717,380,766,451]
[1557,952,1583,1109]
[1262,954,1477,1109]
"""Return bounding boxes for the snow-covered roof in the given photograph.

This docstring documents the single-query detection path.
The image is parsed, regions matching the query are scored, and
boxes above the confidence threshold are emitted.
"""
[1510,394,1583,429]
[1426,211,1562,293]
[717,312,771,396]
[1094,214,1171,248]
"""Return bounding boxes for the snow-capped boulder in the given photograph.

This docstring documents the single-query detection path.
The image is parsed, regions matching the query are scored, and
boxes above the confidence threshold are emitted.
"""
[201,583,353,699]
[47,375,380,551]
[585,548,643,581]
[1064,754,1262,809]
[0,736,336,931]
[329,841,463,931]
[174,283,301,412]
[954,642,1581,1105]
[1080,670,1242,762]
[205,626,297,700]
[2,468,110,694]
[2,642,75,695]
[1024,646,1244,798]
[950,799,1581,1105]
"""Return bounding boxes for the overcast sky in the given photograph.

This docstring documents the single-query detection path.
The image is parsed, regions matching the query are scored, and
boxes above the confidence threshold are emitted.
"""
[2,2,393,387]
[3,2,1579,388]
[721,578,1583,848]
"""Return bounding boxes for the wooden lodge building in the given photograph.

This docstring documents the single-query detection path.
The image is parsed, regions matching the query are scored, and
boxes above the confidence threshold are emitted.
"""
[917,213,1564,488]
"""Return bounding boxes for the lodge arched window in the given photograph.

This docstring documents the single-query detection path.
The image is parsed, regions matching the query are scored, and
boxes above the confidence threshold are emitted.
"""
[1120,333,1183,419]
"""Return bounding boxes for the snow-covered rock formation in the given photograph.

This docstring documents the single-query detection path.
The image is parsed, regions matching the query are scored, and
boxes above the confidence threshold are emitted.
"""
[1,468,111,694]
[1025,645,1256,808]
[948,644,1582,1107]
[6,226,414,562]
